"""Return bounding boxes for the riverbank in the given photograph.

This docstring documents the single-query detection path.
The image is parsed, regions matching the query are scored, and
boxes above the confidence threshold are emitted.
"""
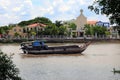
[0,38,120,43]
[45,38,120,43]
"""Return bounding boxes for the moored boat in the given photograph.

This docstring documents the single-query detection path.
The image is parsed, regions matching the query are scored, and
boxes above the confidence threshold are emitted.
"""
[20,41,91,54]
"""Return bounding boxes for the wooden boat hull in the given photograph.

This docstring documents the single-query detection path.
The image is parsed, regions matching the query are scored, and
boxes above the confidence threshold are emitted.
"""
[23,48,84,54]
[20,42,90,54]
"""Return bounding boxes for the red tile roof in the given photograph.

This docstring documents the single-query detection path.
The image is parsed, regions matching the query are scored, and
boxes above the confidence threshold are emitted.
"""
[28,23,47,28]
[87,21,98,25]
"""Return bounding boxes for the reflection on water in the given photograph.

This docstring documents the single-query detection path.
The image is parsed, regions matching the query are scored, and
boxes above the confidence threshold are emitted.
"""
[20,53,84,58]
[0,43,120,80]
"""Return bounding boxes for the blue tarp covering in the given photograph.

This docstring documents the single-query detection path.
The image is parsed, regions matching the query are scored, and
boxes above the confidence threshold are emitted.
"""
[33,41,40,46]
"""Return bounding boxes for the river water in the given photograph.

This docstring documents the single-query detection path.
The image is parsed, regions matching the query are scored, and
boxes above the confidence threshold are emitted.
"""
[0,42,120,80]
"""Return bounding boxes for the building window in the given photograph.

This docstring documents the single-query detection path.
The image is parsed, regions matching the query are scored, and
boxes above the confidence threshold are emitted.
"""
[41,28,43,31]
[14,29,16,32]
[19,29,21,32]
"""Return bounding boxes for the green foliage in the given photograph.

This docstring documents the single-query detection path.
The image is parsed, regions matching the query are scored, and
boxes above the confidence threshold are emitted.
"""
[84,24,107,36]
[34,17,52,25]
[55,20,63,27]
[0,26,10,34]
[43,24,67,35]
[88,0,120,25]
[58,26,67,35]
[105,31,111,35]
[0,28,4,34]
[113,26,120,35]
[44,26,52,35]
[44,24,59,35]
[0,51,22,80]
[68,23,77,30]
[51,24,59,35]
[18,17,52,26]
[31,31,36,36]
[18,21,30,26]
[14,32,20,37]
[84,24,94,35]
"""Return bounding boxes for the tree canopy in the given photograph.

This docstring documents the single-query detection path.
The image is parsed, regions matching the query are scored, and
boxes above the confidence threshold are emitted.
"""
[43,23,67,35]
[68,23,77,30]
[84,24,107,36]
[88,0,120,25]
[0,51,22,80]
[0,26,10,34]
[18,17,52,26]
[55,20,63,27]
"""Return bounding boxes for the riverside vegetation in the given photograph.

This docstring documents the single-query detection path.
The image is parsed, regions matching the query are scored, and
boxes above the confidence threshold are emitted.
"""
[0,50,23,80]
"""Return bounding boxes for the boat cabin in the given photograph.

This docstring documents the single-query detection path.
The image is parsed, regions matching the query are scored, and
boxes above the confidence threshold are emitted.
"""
[32,41,45,47]
[21,41,48,50]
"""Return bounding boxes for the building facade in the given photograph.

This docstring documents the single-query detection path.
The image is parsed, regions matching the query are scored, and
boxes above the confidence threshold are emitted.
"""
[96,21,110,28]
[8,23,47,38]
[8,26,26,38]
[24,23,46,32]
[74,9,87,37]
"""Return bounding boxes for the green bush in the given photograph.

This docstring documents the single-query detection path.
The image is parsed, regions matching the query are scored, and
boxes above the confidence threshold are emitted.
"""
[0,51,22,80]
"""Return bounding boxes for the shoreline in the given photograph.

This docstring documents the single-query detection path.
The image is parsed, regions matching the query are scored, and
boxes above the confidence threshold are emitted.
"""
[0,39,120,43]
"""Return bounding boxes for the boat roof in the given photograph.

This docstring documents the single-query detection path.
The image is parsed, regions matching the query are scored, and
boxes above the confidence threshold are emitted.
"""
[21,40,45,44]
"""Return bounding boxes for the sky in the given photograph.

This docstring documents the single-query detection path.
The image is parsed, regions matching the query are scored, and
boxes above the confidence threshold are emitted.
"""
[0,0,109,26]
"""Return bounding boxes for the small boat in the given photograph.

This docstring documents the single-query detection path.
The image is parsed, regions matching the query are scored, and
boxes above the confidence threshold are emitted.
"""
[112,68,120,74]
[20,41,91,54]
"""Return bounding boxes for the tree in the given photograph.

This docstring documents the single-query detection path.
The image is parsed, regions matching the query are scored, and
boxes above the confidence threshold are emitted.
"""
[0,26,10,34]
[55,20,63,27]
[84,24,93,36]
[18,17,52,26]
[0,51,22,80]
[51,24,59,35]
[43,24,67,36]
[18,21,30,26]
[0,28,4,34]
[58,26,67,35]
[88,0,120,25]
[112,26,120,35]
[14,32,20,38]
[69,23,77,30]
[43,24,58,35]
[84,24,107,36]
[44,26,52,35]
[8,24,17,27]
[31,31,36,36]
[34,17,52,25]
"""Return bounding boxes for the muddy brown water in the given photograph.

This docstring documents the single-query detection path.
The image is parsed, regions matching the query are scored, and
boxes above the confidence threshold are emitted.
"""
[0,42,120,80]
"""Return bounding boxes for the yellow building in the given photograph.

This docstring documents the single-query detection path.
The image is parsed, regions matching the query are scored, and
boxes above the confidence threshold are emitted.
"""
[8,26,26,38]
[74,9,87,37]
[8,23,47,38]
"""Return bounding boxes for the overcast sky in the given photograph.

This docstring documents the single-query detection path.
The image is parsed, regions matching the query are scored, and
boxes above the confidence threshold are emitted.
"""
[0,0,109,26]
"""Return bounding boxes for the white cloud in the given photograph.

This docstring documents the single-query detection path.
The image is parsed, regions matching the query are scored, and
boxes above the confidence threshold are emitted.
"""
[88,15,109,22]
[0,0,109,26]
[52,13,76,22]
[30,5,54,19]
[0,0,33,26]
[58,5,70,13]
[13,7,21,12]
[20,12,27,15]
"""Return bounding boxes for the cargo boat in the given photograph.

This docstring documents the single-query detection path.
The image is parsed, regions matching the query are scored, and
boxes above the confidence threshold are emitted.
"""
[20,41,90,54]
